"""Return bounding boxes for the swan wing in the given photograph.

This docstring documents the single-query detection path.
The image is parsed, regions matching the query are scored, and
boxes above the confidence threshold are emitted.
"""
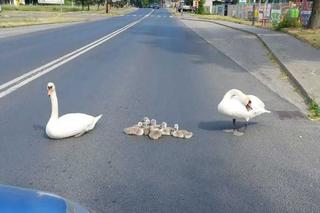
[218,97,250,119]
[247,95,270,113]
[47,113,96,138]
[247,95,265,109]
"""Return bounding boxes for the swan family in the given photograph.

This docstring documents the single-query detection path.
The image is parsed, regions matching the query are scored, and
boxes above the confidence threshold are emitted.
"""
[44,82,270,139]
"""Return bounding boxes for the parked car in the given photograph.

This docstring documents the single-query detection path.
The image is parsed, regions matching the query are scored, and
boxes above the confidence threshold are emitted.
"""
[149,3,160,9]
[0,184,89,213]
[152,3,160,9]
[177,5,194,12]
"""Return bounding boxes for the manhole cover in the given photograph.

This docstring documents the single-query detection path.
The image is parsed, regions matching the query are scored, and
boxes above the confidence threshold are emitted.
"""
[275,111,305,120]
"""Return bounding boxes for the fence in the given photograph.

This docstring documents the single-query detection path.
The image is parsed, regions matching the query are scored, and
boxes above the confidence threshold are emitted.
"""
[212,5,225,16]
[213,2,313,27]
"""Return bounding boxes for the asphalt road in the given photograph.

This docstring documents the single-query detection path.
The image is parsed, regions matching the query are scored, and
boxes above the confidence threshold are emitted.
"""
[0,8,320,213]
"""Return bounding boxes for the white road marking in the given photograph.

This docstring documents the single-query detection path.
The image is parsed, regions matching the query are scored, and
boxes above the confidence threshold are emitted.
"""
[0,10,154,99]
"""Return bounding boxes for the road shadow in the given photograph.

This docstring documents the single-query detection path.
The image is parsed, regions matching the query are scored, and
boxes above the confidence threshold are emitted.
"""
[198,120,257,131]
[33,124,48,138]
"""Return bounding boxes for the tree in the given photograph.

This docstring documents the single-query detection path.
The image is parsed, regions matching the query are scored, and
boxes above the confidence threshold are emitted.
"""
[142,0,149,7]
[96,0,104,10]
[308,0,320,28]
[75,0,87,10]
[197,0,205,14]
[75,0,94,10]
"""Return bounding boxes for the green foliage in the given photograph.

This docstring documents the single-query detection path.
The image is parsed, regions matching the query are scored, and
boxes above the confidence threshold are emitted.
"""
[74,0,95,10]
[142,0,149,8]
[275,11,302,30]
[309,100,320,119]
[197,0,205,14]
[276,17,302,29]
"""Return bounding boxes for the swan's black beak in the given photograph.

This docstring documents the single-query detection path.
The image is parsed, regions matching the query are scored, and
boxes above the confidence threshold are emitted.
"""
[246,100,253,111]
[47,86,53,96]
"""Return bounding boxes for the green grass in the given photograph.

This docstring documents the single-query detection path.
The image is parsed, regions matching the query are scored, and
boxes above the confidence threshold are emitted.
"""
[282,28,320,49]
[308,100,320,120]
[189,13,320,49]
[189,13,274,28]
[0,16,84,28]
[0,6,136,28]
[2,4,83,12]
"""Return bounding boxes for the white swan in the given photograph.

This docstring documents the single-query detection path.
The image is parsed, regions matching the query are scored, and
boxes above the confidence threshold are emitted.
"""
[218,89,270,135]
[45,82,102,139]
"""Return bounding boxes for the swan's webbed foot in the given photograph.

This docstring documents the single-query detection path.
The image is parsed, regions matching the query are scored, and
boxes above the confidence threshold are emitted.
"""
[233,129,244,136]
[223,119,246,136]
[223,119,237,133]
[233,119,247,136]
[237,122,248,133]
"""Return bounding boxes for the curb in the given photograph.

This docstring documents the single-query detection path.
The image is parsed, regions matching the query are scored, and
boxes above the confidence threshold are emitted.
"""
[179,17,313,105]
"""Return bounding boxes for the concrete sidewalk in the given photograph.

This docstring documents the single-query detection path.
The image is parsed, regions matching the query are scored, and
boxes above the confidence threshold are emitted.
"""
[180,15,320,106]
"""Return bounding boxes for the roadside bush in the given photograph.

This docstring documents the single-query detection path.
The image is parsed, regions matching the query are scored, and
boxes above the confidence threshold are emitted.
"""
[309,100,320,118]
[276,17,301,30]
[197,0,205,14]
[275,10,302,30]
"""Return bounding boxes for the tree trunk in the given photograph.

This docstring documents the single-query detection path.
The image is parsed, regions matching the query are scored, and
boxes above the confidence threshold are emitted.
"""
[308,0,320,29]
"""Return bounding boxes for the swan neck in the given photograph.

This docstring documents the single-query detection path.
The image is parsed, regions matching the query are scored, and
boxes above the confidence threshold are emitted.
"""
[50,91,59,120]
[225,89,248,104]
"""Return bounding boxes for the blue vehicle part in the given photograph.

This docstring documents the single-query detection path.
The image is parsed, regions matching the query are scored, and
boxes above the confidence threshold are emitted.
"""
[0,184,89,213]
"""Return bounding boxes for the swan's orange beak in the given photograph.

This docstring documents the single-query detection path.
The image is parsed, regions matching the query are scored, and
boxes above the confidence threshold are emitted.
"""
[48,88,52,96]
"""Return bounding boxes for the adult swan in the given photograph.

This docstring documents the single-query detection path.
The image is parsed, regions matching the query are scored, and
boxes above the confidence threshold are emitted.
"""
[46,82,102,139]
[218,89,270,135]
